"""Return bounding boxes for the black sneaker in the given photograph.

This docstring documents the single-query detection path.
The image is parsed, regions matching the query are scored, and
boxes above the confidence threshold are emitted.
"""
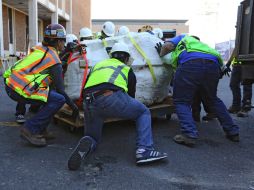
[237,110,248,118]
[226,134,240,142]
[68,137,93,170]
[228,106,241,114]
[136,149,167,164]
[16,114,25,124]
[173,134,197,147]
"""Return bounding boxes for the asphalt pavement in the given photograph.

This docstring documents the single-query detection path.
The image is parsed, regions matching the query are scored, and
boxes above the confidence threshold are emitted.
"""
[0,76,254,190]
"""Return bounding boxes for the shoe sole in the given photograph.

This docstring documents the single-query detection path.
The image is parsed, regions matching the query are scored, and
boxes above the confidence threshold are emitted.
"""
[16,120,25,124]
[136,155,167,164]
[173,137,196,146]
[68,138,91,171]
[20,133,47,147]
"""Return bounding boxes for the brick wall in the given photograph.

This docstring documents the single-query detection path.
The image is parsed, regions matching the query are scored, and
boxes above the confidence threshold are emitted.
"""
[15,11,26,52]
[72,0,91,36]
[92,23,189,36]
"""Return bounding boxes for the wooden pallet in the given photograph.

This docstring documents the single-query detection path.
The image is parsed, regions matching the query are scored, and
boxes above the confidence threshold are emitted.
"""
[53,96,174,131]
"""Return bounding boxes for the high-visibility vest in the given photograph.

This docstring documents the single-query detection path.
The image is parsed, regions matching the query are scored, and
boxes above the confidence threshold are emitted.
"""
[85,58,130,92]
[4,45,61,102]
[171,35,224,70]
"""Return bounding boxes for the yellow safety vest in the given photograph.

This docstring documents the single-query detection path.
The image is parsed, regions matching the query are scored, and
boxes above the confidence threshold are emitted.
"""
[4,45,61,102]
[85,58,130,92]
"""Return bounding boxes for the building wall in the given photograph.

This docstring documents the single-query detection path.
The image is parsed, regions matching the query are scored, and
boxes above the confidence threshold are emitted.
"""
[2,5,8,50]
[71,0,91,36]
[92,22,189,35]
[15,11,26,52]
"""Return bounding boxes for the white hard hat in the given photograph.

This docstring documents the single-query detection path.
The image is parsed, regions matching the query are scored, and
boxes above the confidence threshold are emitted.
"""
[117,26,130,36]
[65,34,78,45]
[102,21,115,37]
[110,42,130,56]
[153,28,163,39]
[79,27,93,38]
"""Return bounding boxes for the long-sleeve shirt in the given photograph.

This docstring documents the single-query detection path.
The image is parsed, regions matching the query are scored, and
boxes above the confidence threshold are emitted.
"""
[48,64,77,110]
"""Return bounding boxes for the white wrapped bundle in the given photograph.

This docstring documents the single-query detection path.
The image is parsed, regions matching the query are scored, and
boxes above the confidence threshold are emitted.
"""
[64,32,174,106]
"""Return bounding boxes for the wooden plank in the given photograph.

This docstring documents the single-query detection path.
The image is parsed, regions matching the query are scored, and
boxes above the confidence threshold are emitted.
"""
[54,96,175,129]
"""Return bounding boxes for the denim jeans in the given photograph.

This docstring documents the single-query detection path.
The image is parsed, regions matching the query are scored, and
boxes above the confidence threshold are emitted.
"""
[83,90,153,150]
[230,65,252,108]
[5,84,65,134]
[173,59,239,138]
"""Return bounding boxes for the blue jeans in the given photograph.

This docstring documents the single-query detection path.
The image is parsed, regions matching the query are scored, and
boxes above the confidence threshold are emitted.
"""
[173,59,239,138]
[5,84,65,134]
[230,65,252,108]
[83,90,153,150]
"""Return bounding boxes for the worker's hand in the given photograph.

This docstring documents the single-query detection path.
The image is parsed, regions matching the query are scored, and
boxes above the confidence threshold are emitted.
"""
[155,42,162,55]
[220,65,231,78]
[71,105,80,121]
[66,42,78,52]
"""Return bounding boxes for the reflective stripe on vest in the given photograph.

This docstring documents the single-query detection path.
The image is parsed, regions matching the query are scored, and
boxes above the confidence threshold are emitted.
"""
[171,35,224,70]
[85,58,130,92]
[232,57,241,65]
[5,45,60,102]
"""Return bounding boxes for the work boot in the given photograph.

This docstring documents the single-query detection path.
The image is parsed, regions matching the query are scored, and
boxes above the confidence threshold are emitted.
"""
[68,137,93,171]
[16,114,25,124]
[227,106,241,114]
[40,129,56,140]
[173,134,197,147]
[20,127,47,147]
[202,113,217,121]
[226,134,240,142]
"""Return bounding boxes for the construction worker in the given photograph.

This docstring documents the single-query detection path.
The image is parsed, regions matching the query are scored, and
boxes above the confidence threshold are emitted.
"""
[117,26,130,36]
[99,21,115,39]
[158,34,239,146]
[227,48,252,117]
[4,24,79,147]
[79,27,93,41]
[59,33,79,74]
[68,42,167,170]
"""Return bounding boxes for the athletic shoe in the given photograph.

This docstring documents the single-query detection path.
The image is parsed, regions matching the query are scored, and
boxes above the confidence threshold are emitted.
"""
[136,149,167,164]
[68,137,93,170]
[16,114,25,124]
[173,134,197,147]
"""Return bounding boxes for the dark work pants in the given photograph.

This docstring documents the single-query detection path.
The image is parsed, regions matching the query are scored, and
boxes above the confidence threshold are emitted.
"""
[5,85,65,134]
[173,59,239,138]
[230,65,252,108]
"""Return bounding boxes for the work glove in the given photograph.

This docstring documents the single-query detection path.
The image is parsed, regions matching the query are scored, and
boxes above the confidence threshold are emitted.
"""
[220,64,231,78]
[65,42,78,52]
[155,42,162,55]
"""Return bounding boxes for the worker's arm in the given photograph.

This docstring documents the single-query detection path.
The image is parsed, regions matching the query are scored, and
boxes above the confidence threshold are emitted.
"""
[49,64,78,113]
[159,34,185,57]
[226,48,236,67]
[127,68,136,98]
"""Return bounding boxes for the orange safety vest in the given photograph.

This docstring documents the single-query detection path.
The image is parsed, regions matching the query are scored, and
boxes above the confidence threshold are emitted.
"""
[5,45,61,102]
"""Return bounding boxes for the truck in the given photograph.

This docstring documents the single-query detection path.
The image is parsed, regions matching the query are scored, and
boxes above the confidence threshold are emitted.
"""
[235,0,254,84]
